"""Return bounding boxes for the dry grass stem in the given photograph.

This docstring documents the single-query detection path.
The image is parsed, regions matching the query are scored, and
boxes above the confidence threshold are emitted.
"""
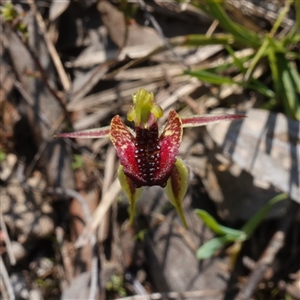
[27,0,71,92]
[114,289,223,300]
[75,178,122,248]
[99,146,117,242]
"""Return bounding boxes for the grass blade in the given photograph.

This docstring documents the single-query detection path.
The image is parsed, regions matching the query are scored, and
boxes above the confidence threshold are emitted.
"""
[186,69,275,98]
[170,33,234,46]
[196,236,229,260]
[195,209,244,238]
[195,1,261,47]
[185,70,235,85]
[277,54,300,120]
[242,193,288,237]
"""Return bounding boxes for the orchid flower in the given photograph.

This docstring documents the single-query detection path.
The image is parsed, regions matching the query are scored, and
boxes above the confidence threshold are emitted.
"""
[57,89,244,228]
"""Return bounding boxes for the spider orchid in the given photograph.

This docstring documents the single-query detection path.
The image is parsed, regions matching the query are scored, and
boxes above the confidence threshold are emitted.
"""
[56,89,244,228]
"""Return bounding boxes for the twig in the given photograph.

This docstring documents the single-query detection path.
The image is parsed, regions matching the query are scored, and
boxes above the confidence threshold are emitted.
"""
[4,18,67,113]
[206,19,219,37]
[16,160,32,192]
[25,112,68,178]
[55,227,73,285]
[278,280,300,300]
[125,272,147,296]
[98,145,116,242]
[0,280,9,300]
[27,0,71,92]
[0,214,16,266]
[0,256,15,300]
[13,80,52,129]
[75,178,122,248]
[137,0,188,69]
[234,200,299,300]
[88,236,99,300]
[114,289,223,300]
[71,64,109,102]
[50,189,99,298]
[49,188,92,222]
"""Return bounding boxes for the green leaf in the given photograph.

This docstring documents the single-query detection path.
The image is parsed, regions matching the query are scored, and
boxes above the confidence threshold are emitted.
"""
[244,37,270,81]
[286,51,300,60]
[133,229,148,241]
[277,54,300,120]
[295,0,300,28]
[195,209,245,239]
[268,47,281,96]
[289,62,300,94]
[246,79,275,99]
[0,147,6,162]
[225,45,247,73]
[170,33,234,47]
[195,1,261,47]
[268,0,291,37]
[186,70,275,98]
[284,0,300,40]
[210,58,251,74]
[242,193,288,237]
[283,62,300,120]
[185,70,236,85]
[0,3,17,22]
[195,209,225,235]
[196,236,229,260]
[71,154,84,170]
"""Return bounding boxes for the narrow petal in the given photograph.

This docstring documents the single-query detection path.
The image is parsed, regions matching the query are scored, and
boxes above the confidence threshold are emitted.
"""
[110,115,145,186]
[118,165,143,225]
[181,114,245,128]
[164,158,189,228]
[156,111,183,185]
[55,126,110,138]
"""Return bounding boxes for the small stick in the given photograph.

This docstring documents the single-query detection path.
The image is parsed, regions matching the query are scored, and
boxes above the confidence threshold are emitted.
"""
[88,236,99,300]
[49,188,92,223]
[75,178,122,248]
[55,227,73,284]
[0,214,16,266]
[137,0,188,69]
[51,189,100,298]
[27,0,71,92]
[13,80,52,129]
[234,201,299,300]
[98,146,116,242]
[0,256,15,300]
[114,289,223,300]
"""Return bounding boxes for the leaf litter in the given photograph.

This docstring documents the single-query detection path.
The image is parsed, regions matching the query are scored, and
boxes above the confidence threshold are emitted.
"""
[0,1,299,300]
